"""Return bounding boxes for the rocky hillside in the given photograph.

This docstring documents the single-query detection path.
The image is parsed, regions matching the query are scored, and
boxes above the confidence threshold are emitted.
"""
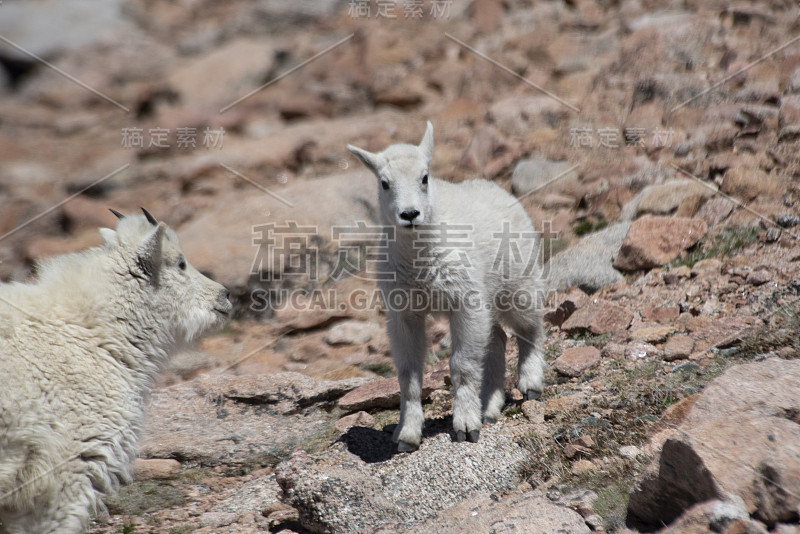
[2,0,800,532]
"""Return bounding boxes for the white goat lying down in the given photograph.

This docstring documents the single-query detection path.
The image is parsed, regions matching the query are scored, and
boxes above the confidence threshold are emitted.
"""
[0,209,231,533]
[348,122,547,452]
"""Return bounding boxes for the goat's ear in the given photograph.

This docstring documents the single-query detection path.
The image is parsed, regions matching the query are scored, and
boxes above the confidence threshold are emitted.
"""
[347,144,382,175]
[419,121,434,165]
[136,222,166,282]
[99,228,118,249]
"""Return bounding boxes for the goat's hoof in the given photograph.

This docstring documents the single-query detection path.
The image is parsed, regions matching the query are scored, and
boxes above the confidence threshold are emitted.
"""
[523,389,542,401]
[395,440,418,453]
[483,416,497,425]
[467,429,480,443]
[455,430,467,442]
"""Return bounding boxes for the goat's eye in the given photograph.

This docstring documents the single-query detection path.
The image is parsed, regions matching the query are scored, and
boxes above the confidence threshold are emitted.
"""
[381,180,390,190]
[178,258,187,271]
[422,174,428,185]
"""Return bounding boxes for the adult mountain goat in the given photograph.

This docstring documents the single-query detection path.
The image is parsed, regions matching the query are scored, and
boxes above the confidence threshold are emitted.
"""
[348,122,547,452]
[0,209,231,533]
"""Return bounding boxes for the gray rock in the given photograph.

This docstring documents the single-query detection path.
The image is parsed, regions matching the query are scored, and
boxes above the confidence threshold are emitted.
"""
[211,474,282,515]
[139,373,366,467]
[546,222,630,293]
[620,179,717,221]
[397,492,591,533]
[324,320,379,346]
[0,0,130,60]
[275,424,531,533]
[510,157,575,197]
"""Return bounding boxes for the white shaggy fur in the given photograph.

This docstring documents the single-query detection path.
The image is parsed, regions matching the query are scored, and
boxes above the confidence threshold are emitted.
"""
[0,212,231,533]
[348,122,547,451]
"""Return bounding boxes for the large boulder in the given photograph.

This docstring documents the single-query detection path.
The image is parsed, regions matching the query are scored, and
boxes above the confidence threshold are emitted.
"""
[275,424,531,533]
[138,372,367,467]
[613,215,707,271]
[628,358,800,530]
[620,179,717,220]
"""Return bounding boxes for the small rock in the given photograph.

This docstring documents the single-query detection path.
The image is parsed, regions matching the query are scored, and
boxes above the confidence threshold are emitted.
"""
[521,400,545,424]
[338,374,443,411]
[747,268,771,286]
[564,443,592,459]
[335,411,375,432]
[545,393,588,417]
[134,458,181,481]
[324,320,378,346]
[696,196,735,226]
[619,445,641,460]
[664,335,694,361]
[671,362,701,373]
[571,459,597,476]
[554,346,601,377]
[722,167,781,202]
[561,300,634,335]
[625,342,660,360]
[642,306,680,323]
[691,258,722,278]
[613,215,708,271]
[601,342,626,360]
[200,511,239,528]
[630,326,674,344]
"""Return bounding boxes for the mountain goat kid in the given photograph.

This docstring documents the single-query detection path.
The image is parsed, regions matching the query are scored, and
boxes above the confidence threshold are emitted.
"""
[0,209,231,533]
[348,122,547,452]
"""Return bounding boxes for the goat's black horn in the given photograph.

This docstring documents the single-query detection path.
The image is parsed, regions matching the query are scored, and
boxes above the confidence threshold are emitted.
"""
[109,209,125,220]
[141,208,158,226]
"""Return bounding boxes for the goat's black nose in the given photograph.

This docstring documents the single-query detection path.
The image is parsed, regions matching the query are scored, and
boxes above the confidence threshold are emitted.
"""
[399,209,420,222]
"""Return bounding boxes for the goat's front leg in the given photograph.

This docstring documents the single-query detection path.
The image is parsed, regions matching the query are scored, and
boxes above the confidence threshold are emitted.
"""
[449,307,492,443]
[386,309,427,452]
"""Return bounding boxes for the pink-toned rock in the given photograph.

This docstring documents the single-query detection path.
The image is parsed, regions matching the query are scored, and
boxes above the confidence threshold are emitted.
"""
[690,258,722,278]
[274,298,348,332]
[338,374,444,411]
[625,341,660,360]
[614,215,708,271]
[628,358,800,529]
[663,335,694,361]
[630,325,675,344]
[642,306,680,323]
[721,167,781,202]
[134,458,181,480]
[335,411,375,432]
[561,300,634,335]
[695,197,735,226]
[554,346,601,377]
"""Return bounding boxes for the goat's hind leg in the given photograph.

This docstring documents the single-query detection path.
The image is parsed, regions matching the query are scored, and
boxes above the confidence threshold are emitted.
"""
[480,323,507,424]
[515,309,546,401]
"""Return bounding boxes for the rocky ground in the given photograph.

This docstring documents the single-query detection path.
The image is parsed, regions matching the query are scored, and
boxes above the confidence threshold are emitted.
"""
[2,0,800,532]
